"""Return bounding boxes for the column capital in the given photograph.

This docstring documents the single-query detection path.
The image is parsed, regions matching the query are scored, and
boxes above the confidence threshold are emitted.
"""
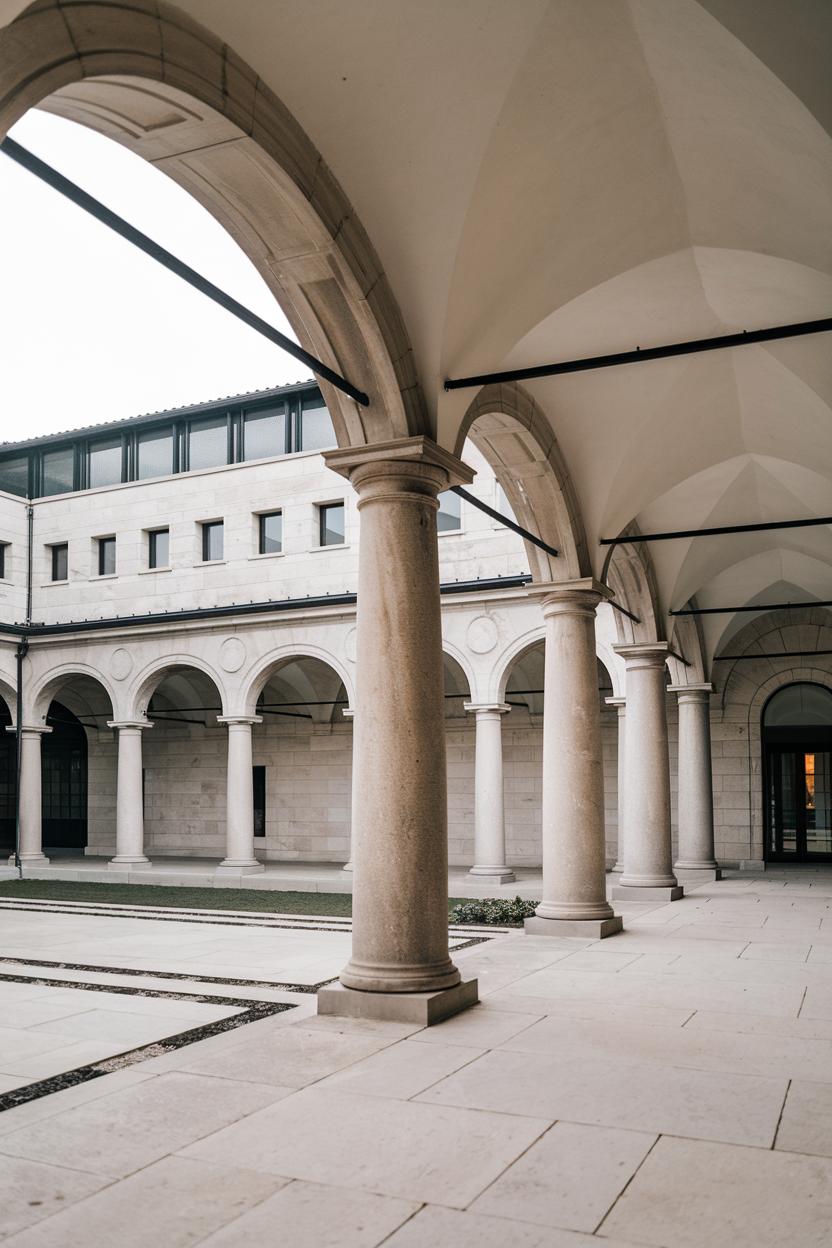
[324,437,474,492]
[668,683,713,699]
[529,577,613,616]
[107,720,153,732]
[6,724,52,736]
[613,641,670,670]
[217,715,262,727]
[464,702,511,717]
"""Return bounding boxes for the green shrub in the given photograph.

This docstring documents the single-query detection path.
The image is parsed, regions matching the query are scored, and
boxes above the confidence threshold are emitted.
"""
[451,896,537,926]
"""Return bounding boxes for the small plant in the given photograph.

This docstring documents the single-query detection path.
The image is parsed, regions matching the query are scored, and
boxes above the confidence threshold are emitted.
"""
[451,896,537,926]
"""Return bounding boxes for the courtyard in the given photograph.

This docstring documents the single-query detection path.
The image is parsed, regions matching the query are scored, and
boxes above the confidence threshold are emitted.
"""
[0,870,831,1246]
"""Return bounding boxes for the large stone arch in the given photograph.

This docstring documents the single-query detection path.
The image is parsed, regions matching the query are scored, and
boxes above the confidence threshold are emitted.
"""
[30,660,117,725]
[239,643,355,719]
[127,652,229,720]
[454,382,590,584]
[0,0,426,447]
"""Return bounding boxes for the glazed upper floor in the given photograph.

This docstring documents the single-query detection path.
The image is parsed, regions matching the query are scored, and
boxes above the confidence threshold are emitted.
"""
[0,381,529,626]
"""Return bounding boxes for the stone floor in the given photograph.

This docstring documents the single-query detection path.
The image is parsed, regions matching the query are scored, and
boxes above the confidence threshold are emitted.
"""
[0,869,831,1245]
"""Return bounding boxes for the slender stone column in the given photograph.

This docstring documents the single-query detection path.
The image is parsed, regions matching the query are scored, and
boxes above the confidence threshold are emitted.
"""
[525,580,623,938]
[107,721,151,866]
[465,703,515,883]
[317,437,479,1025]
[611,643,683,902]
[6,726,51,864]
[669,683,721,881]
[606,696,626,872]
[216,716,264,874]
[341,706,355,872]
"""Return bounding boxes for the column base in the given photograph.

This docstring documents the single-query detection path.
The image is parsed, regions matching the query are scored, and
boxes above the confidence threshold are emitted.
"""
[467,866,516,884]
[674,865,722,883]
[525,915,623,939]
[215,860,265,875]
[8,853,49,866]
[611,884,684,902]
[317,978,479,1026]
[108,856,150,868]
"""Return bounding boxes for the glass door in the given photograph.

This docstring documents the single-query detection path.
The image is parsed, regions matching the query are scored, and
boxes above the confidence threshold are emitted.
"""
[767,748,832,861]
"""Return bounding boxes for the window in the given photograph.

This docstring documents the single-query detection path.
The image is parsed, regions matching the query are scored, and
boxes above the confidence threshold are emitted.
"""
[243,406,286,460]
[88,436,123,488]
[97,536,116,576]
[0,456,29,498]
[201,520,224,562]
[189,416,228,471]
[137,427,173,479]
[41,447,75,497]
[319,502,345,547]
[299,395,336,451]
[258,511,283,555]
[253,765,266,837]
[437,490,461,532]
[0,543,7,580]
[50,543,68,582]
[148,528,169,569]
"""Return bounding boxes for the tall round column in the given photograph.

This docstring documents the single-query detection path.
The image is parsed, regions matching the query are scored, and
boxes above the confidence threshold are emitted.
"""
[8,725,51,864]
[525,580,622,938]
[465,703,514,883]
[217,716,264,874]
[341,706,355,872]
[107,721,151,866]
[317,437,478,1024]
[611,643,683,902]
[670,683,720,878]
[606,696,626,872]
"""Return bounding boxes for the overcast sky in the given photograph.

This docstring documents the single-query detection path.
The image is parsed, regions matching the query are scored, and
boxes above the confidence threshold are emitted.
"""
[0,110,306,441]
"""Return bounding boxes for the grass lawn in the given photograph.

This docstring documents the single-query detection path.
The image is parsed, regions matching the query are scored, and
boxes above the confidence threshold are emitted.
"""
[0,878,473,919]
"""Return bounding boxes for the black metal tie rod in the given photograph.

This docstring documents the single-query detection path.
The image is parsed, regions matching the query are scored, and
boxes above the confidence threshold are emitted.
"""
[444,317,832,392]
[671,599,832,617]
[0,136,370,407]
[451,485,559,557]
[715,648,832,663]
[601,515,832,546]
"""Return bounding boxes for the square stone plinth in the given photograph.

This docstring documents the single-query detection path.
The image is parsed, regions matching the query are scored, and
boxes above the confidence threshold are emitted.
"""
[524,915,624,939]
[675,867,722,883]
[317,979,479,1026]
[611,884,684,902]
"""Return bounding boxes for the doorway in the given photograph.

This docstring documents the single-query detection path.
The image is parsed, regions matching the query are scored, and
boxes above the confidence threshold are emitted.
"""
[42,701,88,850]
[764,684,832,863]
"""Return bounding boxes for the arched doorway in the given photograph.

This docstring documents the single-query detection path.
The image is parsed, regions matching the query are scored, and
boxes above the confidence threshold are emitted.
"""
[764,683,832,862]
[42,701,88,850]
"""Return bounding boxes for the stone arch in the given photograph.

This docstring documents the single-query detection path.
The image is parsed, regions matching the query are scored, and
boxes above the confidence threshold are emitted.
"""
[30,661,117,725]
[454,382,590,583]
[601,533,662,646]
[0,0,426,448]
[0,672,16,722]
[127,653,229,720]
[240,644,355,720]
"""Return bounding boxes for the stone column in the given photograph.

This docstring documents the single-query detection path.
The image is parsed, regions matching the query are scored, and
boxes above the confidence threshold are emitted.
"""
[525,580,623,938]
[216,716,264,874]
[606,696,626,872]
[107,721,151,867]
[7,725,51,864]
[317,437,479,1026]
[669,683,721,881]
[341,706,355,872]
[465,703,515,883]
[611,643,683,902]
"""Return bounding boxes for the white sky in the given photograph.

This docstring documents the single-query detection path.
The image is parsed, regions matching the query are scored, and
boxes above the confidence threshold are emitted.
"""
[0,110,307,442]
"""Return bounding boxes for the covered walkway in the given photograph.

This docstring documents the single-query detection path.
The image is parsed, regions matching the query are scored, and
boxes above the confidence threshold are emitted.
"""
[0,868,831,1244]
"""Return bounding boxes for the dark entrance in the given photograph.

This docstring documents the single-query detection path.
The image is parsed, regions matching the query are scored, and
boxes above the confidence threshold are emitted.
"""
[764,683,832,862]
[0,700,15,850]
[42,701,88,850]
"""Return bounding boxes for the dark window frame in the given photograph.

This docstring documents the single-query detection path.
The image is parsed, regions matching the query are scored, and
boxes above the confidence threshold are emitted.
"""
[319,501,346,548]
[201,520,224,563]
[0,542,7,580]
[50,543,68,583]
[148,527,170,570]
[97,535,116,577]
[258,511,283,555]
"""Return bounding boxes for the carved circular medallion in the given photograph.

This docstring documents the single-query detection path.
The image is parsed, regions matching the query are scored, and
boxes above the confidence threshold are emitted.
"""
[466,615,499,655]
[110,648,133,681]
[219,637,246,673]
